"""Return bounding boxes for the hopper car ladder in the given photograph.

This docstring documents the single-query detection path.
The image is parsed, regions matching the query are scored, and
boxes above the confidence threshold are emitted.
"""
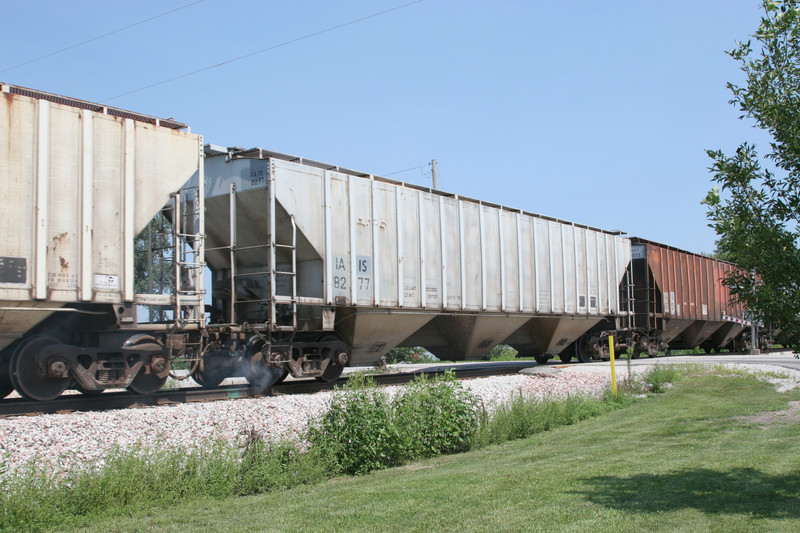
[620,267,635,331]
[269,214,298,333]
[172,186,206,329]
[168,184,206,376]
[138,185,205,331]
[218,183,298,333]
[642,267,661,330]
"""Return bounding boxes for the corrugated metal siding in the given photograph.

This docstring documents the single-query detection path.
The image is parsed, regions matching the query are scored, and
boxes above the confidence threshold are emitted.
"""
[205,155,632,318]
[0,88,202,305]
[637,238,746,322]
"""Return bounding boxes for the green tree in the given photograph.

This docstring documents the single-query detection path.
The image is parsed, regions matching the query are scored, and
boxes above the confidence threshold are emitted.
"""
[704,0,800,347]
[134,212,175,322]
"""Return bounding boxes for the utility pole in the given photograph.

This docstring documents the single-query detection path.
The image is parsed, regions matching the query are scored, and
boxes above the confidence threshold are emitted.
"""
[750,268,759,355]
[431,159,439,189]
[750,316,759,355]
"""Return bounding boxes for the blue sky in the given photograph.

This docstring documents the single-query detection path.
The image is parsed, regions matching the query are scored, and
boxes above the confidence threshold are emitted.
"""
[1,1,772,254]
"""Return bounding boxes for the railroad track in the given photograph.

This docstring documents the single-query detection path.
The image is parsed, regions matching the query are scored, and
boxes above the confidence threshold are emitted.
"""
[4,350,784,418]
[0,361,539,418]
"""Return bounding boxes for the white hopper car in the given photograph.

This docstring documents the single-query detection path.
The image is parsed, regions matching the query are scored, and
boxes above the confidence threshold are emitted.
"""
[202,147,631,373]
[0,84,631,401]
[0,84,205,400]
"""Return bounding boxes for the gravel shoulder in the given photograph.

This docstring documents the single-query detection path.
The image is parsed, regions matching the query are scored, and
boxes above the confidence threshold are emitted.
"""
[1,357,798,480]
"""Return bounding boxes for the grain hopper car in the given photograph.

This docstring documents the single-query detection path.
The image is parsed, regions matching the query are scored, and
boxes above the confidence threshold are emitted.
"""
[576,237,758,360]
[199,145,632,379]
[0,84,205,400]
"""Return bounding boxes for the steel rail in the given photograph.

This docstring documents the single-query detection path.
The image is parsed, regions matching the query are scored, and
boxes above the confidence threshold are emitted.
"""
[0,361,539,418]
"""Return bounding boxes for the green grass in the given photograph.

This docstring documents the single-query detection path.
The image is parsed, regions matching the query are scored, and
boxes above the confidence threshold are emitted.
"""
[21,367,800,532]
[5,371,620,532]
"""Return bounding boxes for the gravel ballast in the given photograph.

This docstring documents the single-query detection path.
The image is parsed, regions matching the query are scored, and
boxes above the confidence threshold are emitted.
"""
[0,360,798,480]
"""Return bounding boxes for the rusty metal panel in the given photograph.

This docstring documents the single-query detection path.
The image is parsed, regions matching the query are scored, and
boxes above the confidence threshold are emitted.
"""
[634,238,747,323]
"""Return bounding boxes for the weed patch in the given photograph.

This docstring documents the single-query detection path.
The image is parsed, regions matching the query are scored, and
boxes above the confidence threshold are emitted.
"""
[475,391,633,447]
[643,365,682,393]
[394,372,479,458]
[309,370,480,474]
[308,373,402,475]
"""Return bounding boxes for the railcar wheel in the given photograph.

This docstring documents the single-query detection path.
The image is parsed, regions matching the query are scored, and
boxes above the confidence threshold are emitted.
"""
[314,334,348,382]
[559,353,572,363]
[127,372,169,395]
[0,353,14,399]
[575,336,596,363]
[10,336,70,401]
[316,364,344,382]
[192,343,228,388]
[273,370,289,385]
[244,338,287,392]
[646,340,660,358]
[75,384,103,396]
[192,367,225,388]
[125,336,169,395]
[533,354,550,365]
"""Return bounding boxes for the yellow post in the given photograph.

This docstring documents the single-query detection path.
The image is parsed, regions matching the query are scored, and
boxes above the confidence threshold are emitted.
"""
[609,335,617,395]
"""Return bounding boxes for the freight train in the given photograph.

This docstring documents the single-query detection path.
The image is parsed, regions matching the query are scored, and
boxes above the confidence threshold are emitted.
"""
[0,84,763,401]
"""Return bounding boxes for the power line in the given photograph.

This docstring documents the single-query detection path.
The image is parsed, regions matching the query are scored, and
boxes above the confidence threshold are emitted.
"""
[385,165,426,176]
[0,1,206,74]
[102,0,426,102]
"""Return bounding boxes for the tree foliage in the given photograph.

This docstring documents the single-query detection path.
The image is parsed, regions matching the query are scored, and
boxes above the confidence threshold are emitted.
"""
[384,346,437,364]
[134,212,175,322]
[704,0,800,346]
[134,212,175,295]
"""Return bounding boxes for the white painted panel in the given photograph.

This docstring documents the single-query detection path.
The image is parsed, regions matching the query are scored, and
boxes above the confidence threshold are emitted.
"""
[352,178,373,306]
[400,188,421,308]
[422,195,441,307]
[575,227,588,313]
[91,116,124,302]
[46,104,81,299]
[562,224,575,314]
[0,95,36,293]
[273,162,325,258]
[460,201,481,311]
[519,216,535,313]
[375,182,398,306]
[586,230,598,312]
[442,198,461,309]
[550,222,565,313]
[482,206,501,311]
[329,172,352,302]
[535,218,551,313]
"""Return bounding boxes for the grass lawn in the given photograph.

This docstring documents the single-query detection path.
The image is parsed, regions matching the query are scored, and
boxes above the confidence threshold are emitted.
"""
[57,370,800,532]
